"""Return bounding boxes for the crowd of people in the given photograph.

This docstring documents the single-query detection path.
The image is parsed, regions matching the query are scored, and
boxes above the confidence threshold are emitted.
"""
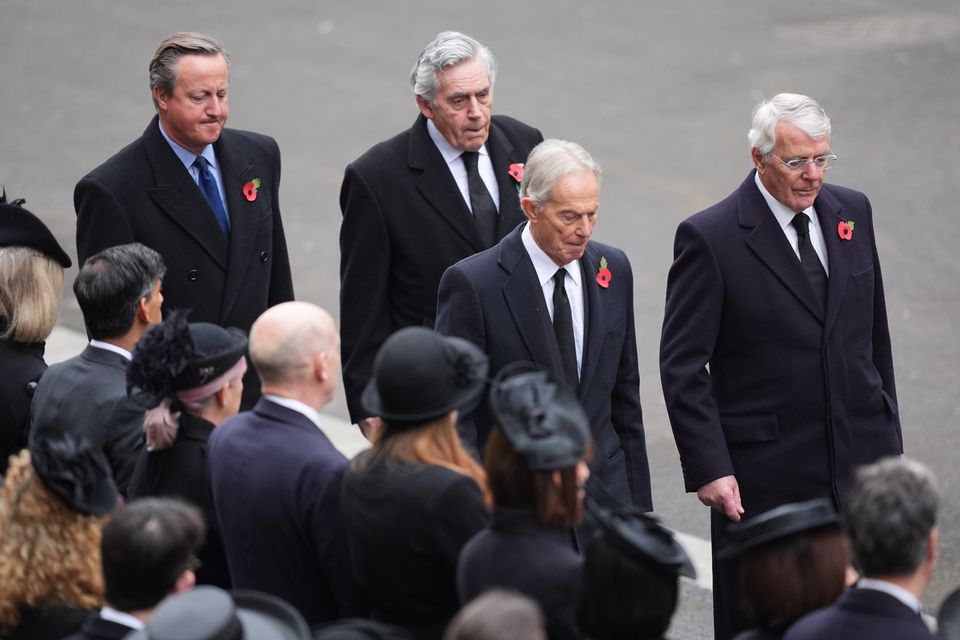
[0,24,950,640]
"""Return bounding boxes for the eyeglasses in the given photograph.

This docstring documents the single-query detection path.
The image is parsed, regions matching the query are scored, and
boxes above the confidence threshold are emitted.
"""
[771,153,837,172]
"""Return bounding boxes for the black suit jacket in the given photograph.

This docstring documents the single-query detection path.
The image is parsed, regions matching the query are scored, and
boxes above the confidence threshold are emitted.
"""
[74,117,294,408]
[783,587,934,640]
[660,172,901,513]
[207,398,364,626]
[29,345,146,494]
[0,339,46,476]
[339,114,542,422]
[436,225,652,510]
[63,614,136,640]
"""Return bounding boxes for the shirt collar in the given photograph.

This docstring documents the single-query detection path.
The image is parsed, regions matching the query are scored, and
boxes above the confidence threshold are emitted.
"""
[158,120,218,173]
[857,578,923,614]
[100,606,145,630]
[426,118,489,166]
[521,222,582,287]
[263,394,324,431]
[88,340,132,361]
[754,170,816,233]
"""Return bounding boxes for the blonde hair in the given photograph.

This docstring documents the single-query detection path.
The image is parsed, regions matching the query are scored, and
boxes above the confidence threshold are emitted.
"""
[0,246,64,342]
[375,413,491,507]
[0,451,104,629]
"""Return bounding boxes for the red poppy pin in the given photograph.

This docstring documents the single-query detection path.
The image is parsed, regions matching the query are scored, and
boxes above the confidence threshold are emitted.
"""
[837,219,855,241]
[508,163,524,182]
[243,178,262,202]
[596,256,612,288]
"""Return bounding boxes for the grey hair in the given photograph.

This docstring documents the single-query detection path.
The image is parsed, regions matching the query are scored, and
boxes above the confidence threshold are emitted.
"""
[844,456,939,578]
[410,31,496,103]
[149,32,230,110]
[443,589,544,640]
[520,139,602,211]
[748,93,831,156]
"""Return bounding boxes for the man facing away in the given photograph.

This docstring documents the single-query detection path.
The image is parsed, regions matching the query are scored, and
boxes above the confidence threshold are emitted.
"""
[207,302,364,627]
[74,32,294,410]
[659,93,902,639]
[30,243,165,494]
[436,139,651,511]
[339,30,543,438]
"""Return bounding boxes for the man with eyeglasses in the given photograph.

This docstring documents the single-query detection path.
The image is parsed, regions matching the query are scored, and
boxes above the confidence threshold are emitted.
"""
[659,93,901,640]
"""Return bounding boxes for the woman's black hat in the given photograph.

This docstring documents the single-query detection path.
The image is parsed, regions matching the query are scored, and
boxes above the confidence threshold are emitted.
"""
[361,326,488,422]
[718,497,840,559]
[0,189,72,267]
[30,434,119,516]
[489,363,590,470]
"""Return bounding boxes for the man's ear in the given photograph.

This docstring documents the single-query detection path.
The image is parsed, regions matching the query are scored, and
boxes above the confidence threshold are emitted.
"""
[313,350,328,383]
[153,86,170,112]
[415,94,434,120]
[135,297,150,324]
[521,197,538,223]
[752,148,766,173]
[172,568,196,595]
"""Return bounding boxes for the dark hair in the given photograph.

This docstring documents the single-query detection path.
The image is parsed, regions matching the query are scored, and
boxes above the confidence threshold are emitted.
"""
[74,243,165,340]
[484,427,581,527]
[101,497,205,612]
[739,525,847,631]
[577,529,678,639]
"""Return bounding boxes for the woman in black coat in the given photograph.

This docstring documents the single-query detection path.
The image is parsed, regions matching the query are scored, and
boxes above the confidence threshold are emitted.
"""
[126,312,247,589]
[0,193,71,476]
[340,327,491,640]
[457,366,592,640]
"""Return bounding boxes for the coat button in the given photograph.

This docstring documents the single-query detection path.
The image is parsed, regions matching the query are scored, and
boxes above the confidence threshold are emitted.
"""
[259,251,268,263]
[188,269,199,281]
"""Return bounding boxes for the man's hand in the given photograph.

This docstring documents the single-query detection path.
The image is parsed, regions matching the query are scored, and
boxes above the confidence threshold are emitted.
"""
[697,475,745,522]
[357,417,382,442]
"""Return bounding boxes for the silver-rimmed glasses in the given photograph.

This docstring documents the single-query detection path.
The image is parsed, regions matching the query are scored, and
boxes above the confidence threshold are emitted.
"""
[771,153,837,172]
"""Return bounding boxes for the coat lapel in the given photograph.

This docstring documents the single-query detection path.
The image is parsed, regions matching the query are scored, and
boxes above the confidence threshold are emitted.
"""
[486,121,525,238]
[815,188,852,337]
[499,227,565,375]
[577,246,603,398]
[740,172,825,322]
[409,116,484,251]
[143,117,228,269]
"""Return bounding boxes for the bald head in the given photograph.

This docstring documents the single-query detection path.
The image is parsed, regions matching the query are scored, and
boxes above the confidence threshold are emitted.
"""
[250,302,338,390]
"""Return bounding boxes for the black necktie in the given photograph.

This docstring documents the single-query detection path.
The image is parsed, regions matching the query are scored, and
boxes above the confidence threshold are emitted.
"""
[552,269,579,391]
[791,213,827,306]
[194,156,230,236]
[461,151,498,247]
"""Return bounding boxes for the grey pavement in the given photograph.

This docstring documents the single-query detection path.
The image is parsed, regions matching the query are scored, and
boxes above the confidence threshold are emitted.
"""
[4,2,960,637]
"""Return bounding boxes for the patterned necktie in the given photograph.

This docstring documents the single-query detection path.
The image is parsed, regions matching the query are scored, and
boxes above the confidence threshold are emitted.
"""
[461,151,498,247]
[791,212,827,306]
[552,268,579,391]
[194,156,230,236]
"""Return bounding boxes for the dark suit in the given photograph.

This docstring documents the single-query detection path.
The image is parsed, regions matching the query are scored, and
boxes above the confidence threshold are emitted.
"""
[458,507,582,640]
[127,413,230,588]
[0,338,46,476]
[660,172,901,638]
[436,224,652,510]
[207,398,364,626]
[63,613,136,640]
[783,587,934,640]
[29,345,146,494]
[74,116,294,408]
[339,114,542,423]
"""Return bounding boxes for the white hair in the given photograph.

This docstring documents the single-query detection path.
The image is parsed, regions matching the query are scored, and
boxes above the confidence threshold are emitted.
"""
[520,139,602,210]
[748,93,831,156]
[410,31,496,103]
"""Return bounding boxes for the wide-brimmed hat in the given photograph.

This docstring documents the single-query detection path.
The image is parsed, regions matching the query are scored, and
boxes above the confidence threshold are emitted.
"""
[361,327,488,422]
[126,586,311,640]
[30,434,119,516]
[489,363,590,470]
[587,487,696,579]
[718,497,840,559]
[0,189,71,267]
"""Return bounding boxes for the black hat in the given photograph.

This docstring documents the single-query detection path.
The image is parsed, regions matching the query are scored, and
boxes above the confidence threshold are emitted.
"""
[718,498,839,559]
[0,189,72,267]
[128,311,248,401]
[315,618,413,639]
[587,488,696,579]
[489,363,590,470]
[361,327,488,422]
[29,434,119,516]
[126,586,312,640]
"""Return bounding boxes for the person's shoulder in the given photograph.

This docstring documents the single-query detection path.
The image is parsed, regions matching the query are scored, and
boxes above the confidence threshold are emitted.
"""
[491,114,541,140]
[347,125,413,173]
[782,604,838,640]
[219,127,280,157]
[819,181,870,210]
[81,130,152,185]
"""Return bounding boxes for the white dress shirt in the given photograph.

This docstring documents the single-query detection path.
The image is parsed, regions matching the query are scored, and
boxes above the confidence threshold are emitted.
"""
[263,394,325,432]
[99,606,145,631]
[88,340,132,361]
[754,171,829,275]
[521,223,584,375]
[857,578,923,614]
[426,119,501,213]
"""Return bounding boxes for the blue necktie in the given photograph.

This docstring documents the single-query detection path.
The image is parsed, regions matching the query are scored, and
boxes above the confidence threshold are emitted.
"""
[193,156,230,236]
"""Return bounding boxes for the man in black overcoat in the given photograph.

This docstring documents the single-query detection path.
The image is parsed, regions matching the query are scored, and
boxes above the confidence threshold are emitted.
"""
[339,30,542,437]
